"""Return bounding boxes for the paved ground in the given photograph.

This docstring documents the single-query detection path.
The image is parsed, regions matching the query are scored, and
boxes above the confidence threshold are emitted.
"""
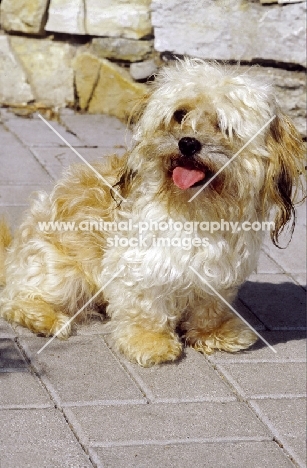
[0,108,306,468]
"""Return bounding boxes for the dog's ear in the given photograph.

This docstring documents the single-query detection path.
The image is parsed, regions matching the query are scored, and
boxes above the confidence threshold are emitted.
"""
[263,112,306,248]
[112,166,138,202]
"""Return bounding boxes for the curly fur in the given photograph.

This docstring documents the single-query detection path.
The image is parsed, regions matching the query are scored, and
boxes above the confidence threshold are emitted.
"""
[0,59,305,366]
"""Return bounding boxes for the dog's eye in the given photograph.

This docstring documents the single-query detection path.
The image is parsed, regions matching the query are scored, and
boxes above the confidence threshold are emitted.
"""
[173,109,187,124]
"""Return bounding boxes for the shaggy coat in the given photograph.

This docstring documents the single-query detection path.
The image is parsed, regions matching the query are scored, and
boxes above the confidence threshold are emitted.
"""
[0,59,305,366]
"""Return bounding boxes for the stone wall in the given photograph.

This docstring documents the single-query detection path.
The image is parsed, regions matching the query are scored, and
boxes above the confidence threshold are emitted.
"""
[152,0,306,66]
[0,0,154,121]
[0,0,305,134]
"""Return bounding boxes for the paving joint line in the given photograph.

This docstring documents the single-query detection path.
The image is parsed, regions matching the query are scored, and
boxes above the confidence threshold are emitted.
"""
[27,146,56,181]
[262,246,307,292]
[13,336,63,409]
[271,437,303,468]
[249,400,304,468]
[101,335,151,404]
[235,296,269,332]
[202,351,306,464]
[2,120,54,181]
[204,355,246,404]
[13,336,97,467]
[237,293,270,332]
[89,435,272,449]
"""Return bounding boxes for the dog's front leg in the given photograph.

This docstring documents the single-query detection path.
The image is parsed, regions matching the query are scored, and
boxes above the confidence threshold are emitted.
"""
[105,285,183,367]
[111,321,183,367]
[181,293,258,354]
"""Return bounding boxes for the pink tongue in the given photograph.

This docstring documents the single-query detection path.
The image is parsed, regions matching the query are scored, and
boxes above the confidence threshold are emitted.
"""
[172,166,205,190]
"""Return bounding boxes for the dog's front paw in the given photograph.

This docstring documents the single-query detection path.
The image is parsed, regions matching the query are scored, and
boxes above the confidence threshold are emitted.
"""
[185,317,258,354]
[114,325,182,367]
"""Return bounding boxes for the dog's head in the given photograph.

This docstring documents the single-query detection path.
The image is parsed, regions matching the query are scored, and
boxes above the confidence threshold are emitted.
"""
[119,59,305,247]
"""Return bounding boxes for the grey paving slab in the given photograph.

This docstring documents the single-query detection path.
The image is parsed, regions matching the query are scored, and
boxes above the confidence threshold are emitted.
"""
[20,335,146,406]
[0,372,52,409]
[209,331,306,362]
[2,322,35,338]
[75,316,111,336]
[256,250,284,274]
[0,205,28,231]
[0,108,14,121]
[0,317,16,338]
[295,201,306,227]
[65,402,270,447]
[31,146,125,180]
[4,116,84,147]
[0,338,28,371]
[90,441,295,468]
[284,438,307,468]
[60,113,131,147]
[0,108,30,122]
[263,223,306,274]
[0,184,53,205]
[250,398,306,467]
[292,273,306,289]
[0,125,51,184]
[239,274,306,330]
[216,362,306,398]
[0,408,93,468]
[231,296,265,330]
[106,344,236,403]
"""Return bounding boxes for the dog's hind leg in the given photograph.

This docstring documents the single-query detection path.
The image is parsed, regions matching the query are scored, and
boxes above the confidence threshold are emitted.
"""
[0,237,94,337]
[0,295,71,337]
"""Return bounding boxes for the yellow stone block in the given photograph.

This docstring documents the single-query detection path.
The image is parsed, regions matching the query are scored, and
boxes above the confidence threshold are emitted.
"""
[74,53,148,121]
[73,54,101,110]
[10,37,75,107]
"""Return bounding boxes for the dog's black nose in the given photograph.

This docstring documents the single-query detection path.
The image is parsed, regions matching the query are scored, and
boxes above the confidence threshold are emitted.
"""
[178,137,202,157]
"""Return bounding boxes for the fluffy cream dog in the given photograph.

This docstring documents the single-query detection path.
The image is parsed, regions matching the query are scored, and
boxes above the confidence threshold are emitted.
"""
[0,59,305,366]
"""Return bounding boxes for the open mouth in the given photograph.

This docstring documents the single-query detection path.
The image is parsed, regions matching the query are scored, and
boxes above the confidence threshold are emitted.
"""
[170,158,215,190]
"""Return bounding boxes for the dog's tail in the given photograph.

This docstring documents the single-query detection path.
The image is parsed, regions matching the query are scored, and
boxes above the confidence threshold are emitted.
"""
[0,219,12,286]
